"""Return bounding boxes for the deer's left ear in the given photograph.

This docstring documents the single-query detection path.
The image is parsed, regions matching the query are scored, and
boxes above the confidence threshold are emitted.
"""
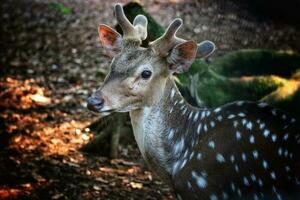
[98,24,122,56]
[196,40,215,58]
[167,41,197,73]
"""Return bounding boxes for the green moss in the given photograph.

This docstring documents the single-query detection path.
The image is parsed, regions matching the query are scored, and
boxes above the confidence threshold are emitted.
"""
[212,49,300,78]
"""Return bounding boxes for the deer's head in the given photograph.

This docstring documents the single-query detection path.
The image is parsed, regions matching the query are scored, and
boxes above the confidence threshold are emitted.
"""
[87,4,215,116]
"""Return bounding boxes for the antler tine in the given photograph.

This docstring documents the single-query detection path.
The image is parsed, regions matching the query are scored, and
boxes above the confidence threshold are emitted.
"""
[162,18,183,40]
[150,18,185,55]
[114,4,135,38]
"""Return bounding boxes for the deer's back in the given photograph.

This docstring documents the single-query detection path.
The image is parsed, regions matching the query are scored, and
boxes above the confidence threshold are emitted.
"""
[173,101,300,200]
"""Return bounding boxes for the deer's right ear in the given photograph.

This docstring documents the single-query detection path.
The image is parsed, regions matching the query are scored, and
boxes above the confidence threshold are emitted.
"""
[167,41,197,74]
[98,24,122,56]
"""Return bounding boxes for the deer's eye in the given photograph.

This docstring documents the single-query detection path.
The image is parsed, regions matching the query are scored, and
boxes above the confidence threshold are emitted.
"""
[141,70,152,79]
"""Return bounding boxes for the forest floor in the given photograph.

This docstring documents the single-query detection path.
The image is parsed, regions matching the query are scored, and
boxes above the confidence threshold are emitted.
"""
[0,0,299,199]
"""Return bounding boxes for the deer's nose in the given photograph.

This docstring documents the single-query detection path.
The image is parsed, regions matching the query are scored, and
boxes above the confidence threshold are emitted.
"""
[87,96,105,112]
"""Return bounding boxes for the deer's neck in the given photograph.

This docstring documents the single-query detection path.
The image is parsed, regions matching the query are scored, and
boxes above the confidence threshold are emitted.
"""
[130,77,207,183]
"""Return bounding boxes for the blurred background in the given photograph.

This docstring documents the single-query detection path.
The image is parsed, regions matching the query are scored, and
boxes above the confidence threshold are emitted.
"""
[0,0,299,199]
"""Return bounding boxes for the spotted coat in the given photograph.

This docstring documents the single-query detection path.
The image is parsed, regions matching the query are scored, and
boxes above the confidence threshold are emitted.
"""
[130,78,300,200]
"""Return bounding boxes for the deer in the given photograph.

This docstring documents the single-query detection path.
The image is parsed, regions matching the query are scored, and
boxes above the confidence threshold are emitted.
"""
[87,4,300,200]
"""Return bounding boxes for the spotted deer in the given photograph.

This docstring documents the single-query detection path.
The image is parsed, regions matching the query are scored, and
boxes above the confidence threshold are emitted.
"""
[87,4,300,200]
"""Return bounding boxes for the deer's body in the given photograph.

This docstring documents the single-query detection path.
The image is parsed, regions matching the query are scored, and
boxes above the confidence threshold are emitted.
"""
[131,77,300,199]
[87,4,300,199]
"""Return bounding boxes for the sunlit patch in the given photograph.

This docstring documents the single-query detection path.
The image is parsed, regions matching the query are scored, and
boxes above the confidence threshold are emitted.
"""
[0,77,53,109]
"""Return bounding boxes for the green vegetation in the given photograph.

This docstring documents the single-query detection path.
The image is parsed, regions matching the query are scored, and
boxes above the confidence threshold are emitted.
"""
[49,2,71,15]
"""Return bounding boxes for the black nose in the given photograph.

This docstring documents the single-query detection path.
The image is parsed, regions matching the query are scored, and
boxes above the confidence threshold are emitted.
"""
[87,96,105,112]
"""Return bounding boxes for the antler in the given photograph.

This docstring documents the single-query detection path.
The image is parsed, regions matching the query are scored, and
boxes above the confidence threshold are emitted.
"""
[150,18,185,56]
[150,18,215,58]
[114,4,148,41]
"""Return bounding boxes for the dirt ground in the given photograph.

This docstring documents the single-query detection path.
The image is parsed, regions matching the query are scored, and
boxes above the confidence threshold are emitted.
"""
[0,0,299,199]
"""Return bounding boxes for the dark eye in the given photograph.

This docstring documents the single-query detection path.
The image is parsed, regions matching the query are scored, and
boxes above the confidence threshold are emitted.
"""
[141,70,152,79]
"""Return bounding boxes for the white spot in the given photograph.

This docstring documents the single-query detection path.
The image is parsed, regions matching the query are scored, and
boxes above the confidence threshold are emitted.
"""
[217,115,223,121]
[284,149,288,157]
[222,192,228,199]
[172,161,180,174]
[285,166,290,172]
[237,188,242,197]
[216,153,226,163]
[243,177,250,186]
[176,194,183,200]
[277,193,283,200]
[291,118,296,123]
[197,123,202,134]
[236,131,241,140]
[259,123,266,129]
[188,111,193,119]
[174,138,185,155]
[167,129,175,141]
[228,114,235,119]
[270,171,276,180]
[210,121,215,128]
[238,112,246,117]
[182,108,187,115]
[189,151,195,160]
[201,112,206,119]
[242,119,247,125]
[282,114,287,120]
[197,153,202,160]
[169,107,173,113]
[192,171,207,189]
[241,153,247,161]
[271,109,277,116]
[263,129,270,137]
[258,179,263,187]
[233,121,238,128]
[179,159,187,170]
[283,133,289,141]
[170,88,175,99]
[174,100,178,106]
[258,102,268,108]
[254,194,259,200]
[249,135,255,144]
[250,174,256,182]
[193,112,199,121]
[214,107,222,113]
[230,155,235,163]
[262,160,268,169]
[208,141,215,149]
[206,111,211,117]
[179,99,184,104]
[230,182,235,191]
[237,101,244,106]
[210,194,218,200]
[272,134,277,142]
[253,150,259,159]
[183,149,188,158]
[204,124,208,132]
[246,122,253,130]
[235,165,239,172]
[278,148,283,156]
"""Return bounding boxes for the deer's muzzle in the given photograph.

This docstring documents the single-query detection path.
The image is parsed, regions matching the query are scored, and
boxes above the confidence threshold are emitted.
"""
[87,96,105,113]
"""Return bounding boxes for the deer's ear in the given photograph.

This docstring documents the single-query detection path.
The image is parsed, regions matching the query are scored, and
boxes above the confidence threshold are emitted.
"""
[98,24,122,56]
[196,40,215,58]
[167,41,197,73]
